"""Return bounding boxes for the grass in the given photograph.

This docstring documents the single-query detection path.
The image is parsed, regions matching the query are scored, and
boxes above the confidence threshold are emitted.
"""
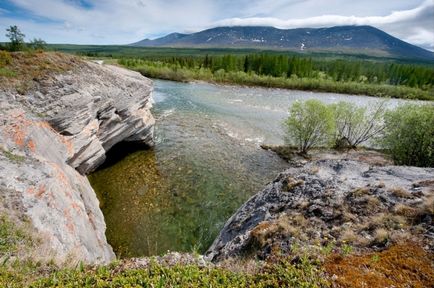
[0,215,32,255]
[0,51,78,94]
[0,67,16,77]
[0,212,328,287]
[30,259,328,288]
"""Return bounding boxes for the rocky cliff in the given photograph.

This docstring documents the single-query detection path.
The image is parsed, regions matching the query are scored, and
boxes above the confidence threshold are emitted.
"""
[207,159,434,262]
[0,53,154,264]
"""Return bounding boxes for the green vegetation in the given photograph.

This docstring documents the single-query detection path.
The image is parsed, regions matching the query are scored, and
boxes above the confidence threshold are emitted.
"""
[42,42,434,100]
[283,100,385,153]
[381,104,434,167]
[116,56,434,100]
[30,259,327,288]
[0,50,12,67]
[0,213,328,287]
[2,26,46,52]
[283,100,434,167]
[0,215,31,256]
[331,101,386,148]
[0,67,16,77]
[5,25,25,52]
[0,148,25,163]
[284,100,335,154]
[28,39,47,51]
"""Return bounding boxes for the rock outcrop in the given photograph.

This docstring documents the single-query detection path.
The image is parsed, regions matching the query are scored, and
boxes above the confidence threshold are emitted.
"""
[207,159,434,262]
[0,56,154,264]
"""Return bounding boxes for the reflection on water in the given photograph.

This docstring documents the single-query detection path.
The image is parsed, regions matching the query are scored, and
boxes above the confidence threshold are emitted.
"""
[89,80,410,257]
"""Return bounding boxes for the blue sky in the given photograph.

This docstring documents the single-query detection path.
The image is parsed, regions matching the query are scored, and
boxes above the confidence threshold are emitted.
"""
[0,0,433,50]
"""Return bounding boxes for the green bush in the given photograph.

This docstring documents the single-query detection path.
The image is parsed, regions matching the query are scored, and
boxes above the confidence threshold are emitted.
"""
[331,101,386,148]
[28,38,46,51]
[284,99,335,154]
[381,104,434,167]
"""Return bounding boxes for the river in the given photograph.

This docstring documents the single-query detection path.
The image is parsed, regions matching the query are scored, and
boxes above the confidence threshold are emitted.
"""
[88,79,408,257]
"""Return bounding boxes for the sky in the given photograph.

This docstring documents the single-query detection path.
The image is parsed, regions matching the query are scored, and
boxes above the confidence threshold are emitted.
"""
[0,0,433,50]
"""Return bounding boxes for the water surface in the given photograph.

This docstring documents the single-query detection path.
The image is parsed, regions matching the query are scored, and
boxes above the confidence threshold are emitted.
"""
[89,80,409,257]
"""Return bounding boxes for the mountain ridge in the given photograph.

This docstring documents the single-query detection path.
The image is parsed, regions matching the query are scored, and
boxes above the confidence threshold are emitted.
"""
[132,25,434,61]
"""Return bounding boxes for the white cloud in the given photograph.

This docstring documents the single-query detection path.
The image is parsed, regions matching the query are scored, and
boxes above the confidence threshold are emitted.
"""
[0,0,432,50]
[212,0,434,50]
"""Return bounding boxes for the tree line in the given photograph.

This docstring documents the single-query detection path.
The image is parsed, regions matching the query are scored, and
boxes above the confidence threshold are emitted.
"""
[120,54,434,90]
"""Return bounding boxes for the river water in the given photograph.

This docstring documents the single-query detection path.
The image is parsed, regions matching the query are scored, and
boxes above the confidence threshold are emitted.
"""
[88,79,408,257]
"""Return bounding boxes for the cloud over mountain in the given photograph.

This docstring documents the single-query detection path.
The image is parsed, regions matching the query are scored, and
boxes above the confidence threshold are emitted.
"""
[0,0,432,50]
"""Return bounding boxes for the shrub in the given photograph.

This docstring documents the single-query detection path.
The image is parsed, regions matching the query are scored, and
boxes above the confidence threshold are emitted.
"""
[28,38,46,51]
[380,104,434,167]
[331,101,386,148]
[0,50,12,68]
[284,99,335,154]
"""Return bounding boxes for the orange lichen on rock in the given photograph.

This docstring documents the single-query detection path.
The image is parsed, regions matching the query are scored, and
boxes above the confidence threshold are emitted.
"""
[26,186,35,195]
[63,208,76,234]
[9,122,27,147]
[35,184,46,198]
[3,110,33,149]
[324,243,434,288]
[27,139,36,152]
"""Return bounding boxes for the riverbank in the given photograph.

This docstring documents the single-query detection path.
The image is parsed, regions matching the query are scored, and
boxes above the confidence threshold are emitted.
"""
[120,62,434,101]
[2,52,433,287]
[3,149,433,287]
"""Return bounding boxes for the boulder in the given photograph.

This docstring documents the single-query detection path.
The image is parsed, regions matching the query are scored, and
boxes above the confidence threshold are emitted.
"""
[206,159,434,262]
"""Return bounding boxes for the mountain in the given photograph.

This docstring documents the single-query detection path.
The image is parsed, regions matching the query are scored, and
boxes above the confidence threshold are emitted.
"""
[132,26,434,61]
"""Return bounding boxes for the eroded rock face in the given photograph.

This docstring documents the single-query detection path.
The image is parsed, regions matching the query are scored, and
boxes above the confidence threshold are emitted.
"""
[29,62,155,174]
[0,61,154,264]
[206,160,434,262]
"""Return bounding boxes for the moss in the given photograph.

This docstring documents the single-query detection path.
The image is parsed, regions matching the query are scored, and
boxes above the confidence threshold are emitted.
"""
[0,148,25,163]
[283,177,305,192]
[324,243,434,288]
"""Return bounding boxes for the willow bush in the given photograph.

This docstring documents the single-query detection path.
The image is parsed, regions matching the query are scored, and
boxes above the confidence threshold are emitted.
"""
[283,99,335,154]
[381,104,434,167]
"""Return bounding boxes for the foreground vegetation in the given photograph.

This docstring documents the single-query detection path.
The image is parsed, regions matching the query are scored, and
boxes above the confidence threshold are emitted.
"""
[1,213,328,287]
[2,211,433,288]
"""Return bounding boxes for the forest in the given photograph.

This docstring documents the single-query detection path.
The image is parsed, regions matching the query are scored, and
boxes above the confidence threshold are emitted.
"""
[117,53,434,100]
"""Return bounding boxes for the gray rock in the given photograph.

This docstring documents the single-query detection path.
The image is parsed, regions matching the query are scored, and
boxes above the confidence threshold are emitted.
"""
[0,61,155,264]
[206,159,434,262]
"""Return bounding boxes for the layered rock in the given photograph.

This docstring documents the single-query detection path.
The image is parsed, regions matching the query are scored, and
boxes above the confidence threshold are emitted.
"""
[28,62,155,174]
[207,159,434,262]
[0,58,154,264]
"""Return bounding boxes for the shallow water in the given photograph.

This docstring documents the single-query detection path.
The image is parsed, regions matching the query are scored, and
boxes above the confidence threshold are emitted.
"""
[89,80,410,257]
